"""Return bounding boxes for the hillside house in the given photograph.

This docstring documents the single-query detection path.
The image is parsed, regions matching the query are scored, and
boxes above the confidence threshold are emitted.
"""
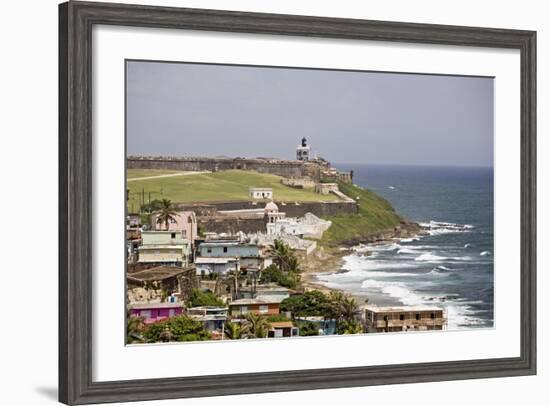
[228,298,281,317]
[186,306,228,332]
[150,211,197,242]
[128,302,184,324]
[365,306,446,333]
[268,321,299,338]
[126,265,195,293]
[138,230,191,266]
[195,257,239,276]
[249,188,273,199]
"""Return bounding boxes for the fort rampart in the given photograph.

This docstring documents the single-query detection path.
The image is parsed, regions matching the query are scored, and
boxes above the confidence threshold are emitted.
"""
[127,155,307,178]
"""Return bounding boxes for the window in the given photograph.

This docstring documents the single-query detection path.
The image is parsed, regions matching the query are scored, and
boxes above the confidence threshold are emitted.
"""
[240,306,248,314]
[383,315,388,322]
[171,232,176,239]
[223,247,228,253]
[259,305,268,314]
[182,230,187,237]
[431,312,436,319]
[140,310,152,319]
[207,248,212,254]
[415,313,421,320]
[399,314,405,321]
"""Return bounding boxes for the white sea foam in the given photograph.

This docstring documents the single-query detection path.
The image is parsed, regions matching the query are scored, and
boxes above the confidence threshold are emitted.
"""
[397,247,418,255]
[420,220,474,235]
[399,237,419,243]
[361,279,425,306]
[415,252,447,262]
[388,186,396,190]
[480,251,492,256]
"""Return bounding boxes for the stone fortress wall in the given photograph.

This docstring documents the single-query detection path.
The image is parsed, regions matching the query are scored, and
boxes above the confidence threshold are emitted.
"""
[127,155,308,179]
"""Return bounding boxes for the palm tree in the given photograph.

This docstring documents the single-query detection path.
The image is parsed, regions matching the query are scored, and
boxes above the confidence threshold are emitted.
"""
[224,321,243,340]
[268,239,300,273]
[337,319,363,335]
[341,296,359,321]
[242,313,270,339]
[155,199,180,230]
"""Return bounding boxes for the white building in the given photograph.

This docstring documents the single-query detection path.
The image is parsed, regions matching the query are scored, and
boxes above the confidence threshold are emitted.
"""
[267,213,332,239]
[194,257,239,276]
[249,187,273,200]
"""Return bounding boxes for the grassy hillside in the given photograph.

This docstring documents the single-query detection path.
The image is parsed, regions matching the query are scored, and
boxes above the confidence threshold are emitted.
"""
[127,169,338,211]
[320,182,403,245]
[127,169,182,179]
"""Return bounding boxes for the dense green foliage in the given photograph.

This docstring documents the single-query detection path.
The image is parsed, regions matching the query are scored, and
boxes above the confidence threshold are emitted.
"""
[280,290,331,317]
[337,319,363,335]
[281,290,362,334]
[126,315,146,344]
[321,181,403,244]
[297,321,320,336]
[259,240,302,289]
[187,288,225,308]
[259,264,299,289]
[143,315,210,342]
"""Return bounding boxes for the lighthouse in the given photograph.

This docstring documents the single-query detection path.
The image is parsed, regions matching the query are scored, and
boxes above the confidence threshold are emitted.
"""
[296,137,311,161]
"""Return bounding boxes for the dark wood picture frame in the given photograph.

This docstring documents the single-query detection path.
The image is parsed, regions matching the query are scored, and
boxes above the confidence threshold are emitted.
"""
[59,1,537,404]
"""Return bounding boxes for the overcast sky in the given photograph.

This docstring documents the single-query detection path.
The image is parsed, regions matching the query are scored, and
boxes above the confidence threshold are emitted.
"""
[127,61,493,167]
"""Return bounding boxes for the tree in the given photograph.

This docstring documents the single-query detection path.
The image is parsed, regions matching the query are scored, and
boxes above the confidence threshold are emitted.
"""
[267,239,301,273]
[297,321,320,336]
[259,264,299,289]
[242,313,270,339]
[126,315,146,344]
[187,288,225,308]
[280,290,330,317]
[337,319,363,335]
[143,315,210,342]
[155,198,180,230]
[140,199,164,214]
[224,321,244,340]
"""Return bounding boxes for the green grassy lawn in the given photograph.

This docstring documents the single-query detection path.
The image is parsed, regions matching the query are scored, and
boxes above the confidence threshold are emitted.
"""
[320,181,403,245]
[127,169,338,211]
[126,169,183,179]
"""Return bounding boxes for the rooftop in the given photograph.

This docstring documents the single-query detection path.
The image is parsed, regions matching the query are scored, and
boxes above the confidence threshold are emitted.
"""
[127,265,194,282]
[229,298,282,306]
[128,302,184,310]
[365,306,444,313]
[269,321,294,329]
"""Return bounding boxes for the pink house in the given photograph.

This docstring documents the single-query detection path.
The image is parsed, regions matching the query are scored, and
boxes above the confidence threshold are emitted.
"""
[128,302,184,324]
[151,211,197,241]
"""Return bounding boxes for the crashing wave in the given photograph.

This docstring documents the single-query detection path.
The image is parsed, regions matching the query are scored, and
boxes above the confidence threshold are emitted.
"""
[420,220,474,235]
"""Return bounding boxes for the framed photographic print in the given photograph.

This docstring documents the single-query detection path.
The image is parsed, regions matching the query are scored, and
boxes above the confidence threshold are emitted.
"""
[59,1,536,404]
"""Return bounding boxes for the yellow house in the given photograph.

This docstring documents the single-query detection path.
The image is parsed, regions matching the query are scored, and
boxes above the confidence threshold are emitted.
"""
[138,231,191,266]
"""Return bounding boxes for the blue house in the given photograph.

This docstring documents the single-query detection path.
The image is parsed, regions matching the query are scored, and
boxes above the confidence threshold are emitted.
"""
[198,240,260,258]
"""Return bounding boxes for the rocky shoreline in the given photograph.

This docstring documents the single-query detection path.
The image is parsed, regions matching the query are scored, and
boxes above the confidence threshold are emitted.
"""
[301,220,424,298]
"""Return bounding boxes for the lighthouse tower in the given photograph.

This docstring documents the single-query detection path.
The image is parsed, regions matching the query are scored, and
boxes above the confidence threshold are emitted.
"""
[296,137,311,161]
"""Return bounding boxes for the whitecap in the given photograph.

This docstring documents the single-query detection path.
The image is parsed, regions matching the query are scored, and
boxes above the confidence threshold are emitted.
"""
[480,251,491,256]
[415,252,446,262]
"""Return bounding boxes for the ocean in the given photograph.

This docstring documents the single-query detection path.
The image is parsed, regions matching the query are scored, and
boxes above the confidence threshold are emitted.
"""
[316,164,494,330]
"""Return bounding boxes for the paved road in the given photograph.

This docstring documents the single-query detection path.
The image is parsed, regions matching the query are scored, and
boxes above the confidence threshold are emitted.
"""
[127,171,209,182]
